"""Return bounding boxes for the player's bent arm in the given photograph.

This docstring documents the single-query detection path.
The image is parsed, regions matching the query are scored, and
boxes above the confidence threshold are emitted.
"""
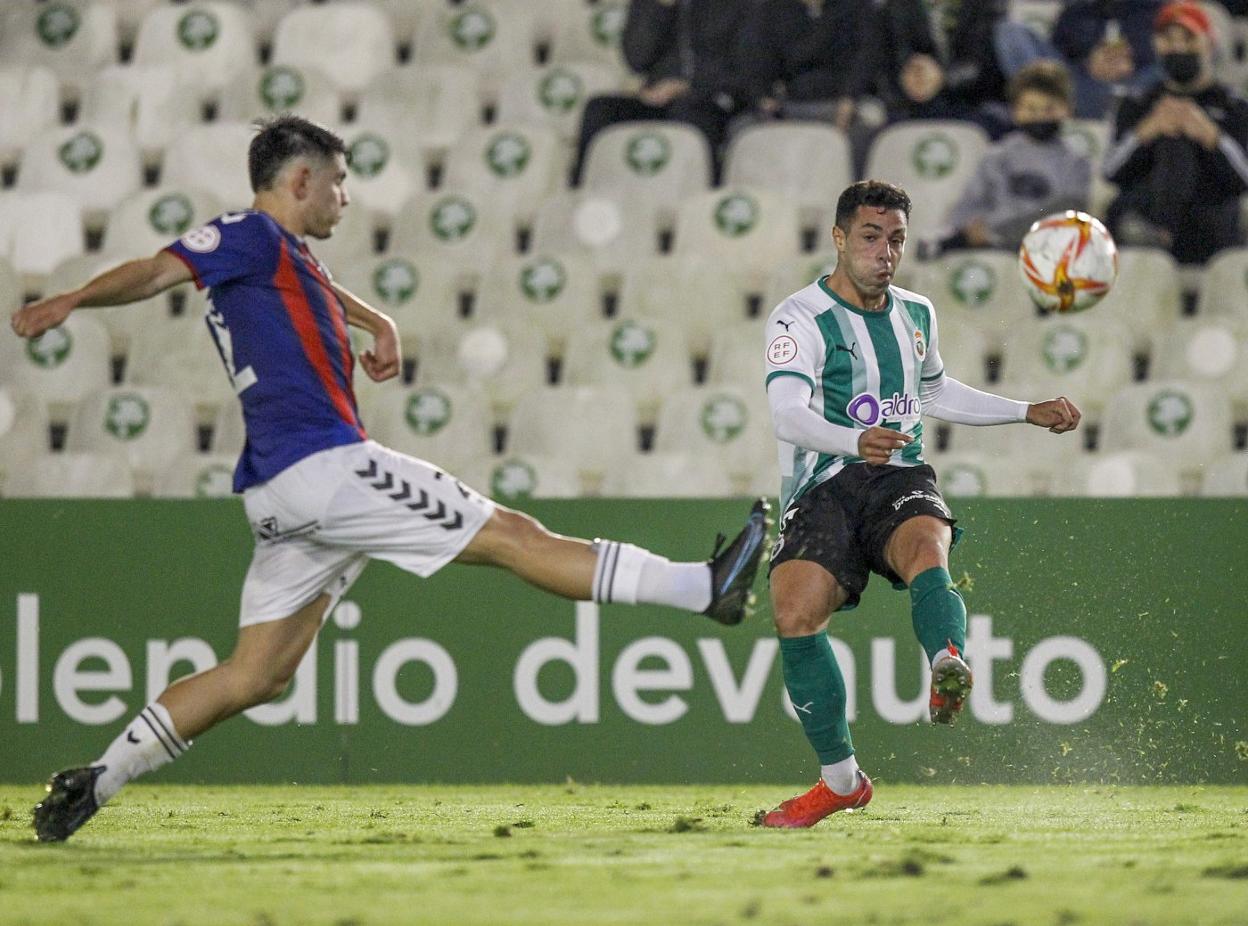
[10,251,192,340]
[767,375,910,465]
[332,282,401,383]
[920,374,1029,425]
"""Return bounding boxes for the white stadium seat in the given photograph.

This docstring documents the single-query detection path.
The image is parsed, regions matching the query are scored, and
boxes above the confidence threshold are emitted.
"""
[1147,318,1248,417]
[161,122,256,210]
[0,1,119,101]
[4,451,135,499]
[459,452,583,501]
[333,254,465,353]
[329,0,441,45]
[473,252,602,357]
[925,450,1033,498]
[338,124,425,224]
[706,320,767,391]
[563,318,696,424]
[929,310,992,388]
[864,120,990,240]
[583,121,712,228]
[217,64,343,127]
[356,65,482,167]
[760,251,841,315]
[210,400,245,455]
[1061,118,1116,217]
[0,192,84,291]
[922,249,1039,348]
[0,65,61,170]
[17,124,142,227]
[271,1,396,96]
[601,451,737,498]
[65,385,199,492]
[724,122,853,232]
[102,187,223,259]
[652,386,774,492]
[0,256,22,317]
[388,189,518,277]
[0,387,51,494]
[441,124,562,226]
[672,187,803,292]
[1096,247,1182,344]
[153,451,237,498]
[413,322,549,420]
[306,201,378,271]
[1099,380,1235,461]
[996,314,1135,412]
[495,63,623,144]
[528,192,661,281]
[99,0,164,43]
[548,0,628,71]
[1199,452,1248,496]
[1195,247,1248,317]
[79,65,202,166]
[133,2,258,103]
[945,418,1085,495]
[616,255,753,356]
[413,1,539,101]
[365,383,495,477]
[124,313,235,425]
[1058,450,1184,498]
[506,385,639,478]
[0,313,112,422]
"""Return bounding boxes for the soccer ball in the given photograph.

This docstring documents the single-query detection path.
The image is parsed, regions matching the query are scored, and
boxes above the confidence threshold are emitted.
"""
[1017,211,1118,313]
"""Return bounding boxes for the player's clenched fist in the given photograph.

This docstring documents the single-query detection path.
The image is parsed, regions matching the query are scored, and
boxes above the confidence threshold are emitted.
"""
[1026,396,1082,433]
[857,426,913,464]
[11,294,75,340]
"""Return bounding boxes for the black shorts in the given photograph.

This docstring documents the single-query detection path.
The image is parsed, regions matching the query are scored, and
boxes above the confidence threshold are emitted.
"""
[768,463,957,610]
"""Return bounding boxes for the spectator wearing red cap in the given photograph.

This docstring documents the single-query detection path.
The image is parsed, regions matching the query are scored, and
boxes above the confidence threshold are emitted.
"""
[1102,0,1248,264]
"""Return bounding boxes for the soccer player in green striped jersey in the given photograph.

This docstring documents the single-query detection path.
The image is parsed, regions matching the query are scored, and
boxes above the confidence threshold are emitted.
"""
[758,180,1081,828]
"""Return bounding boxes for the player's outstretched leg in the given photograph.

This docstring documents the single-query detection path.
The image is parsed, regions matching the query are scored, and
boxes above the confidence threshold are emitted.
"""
[34,595,328,842]
[458,498,771,625]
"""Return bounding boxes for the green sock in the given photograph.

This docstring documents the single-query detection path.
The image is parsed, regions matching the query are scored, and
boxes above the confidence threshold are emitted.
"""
[909,566,967,663]
[778,633,854,765]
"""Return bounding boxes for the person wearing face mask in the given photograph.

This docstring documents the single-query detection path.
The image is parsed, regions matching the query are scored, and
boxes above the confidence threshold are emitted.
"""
[923,60,1091,257]
[1103,1,1248,264]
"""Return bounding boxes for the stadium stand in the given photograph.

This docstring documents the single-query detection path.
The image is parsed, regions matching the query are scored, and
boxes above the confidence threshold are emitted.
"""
[0,65,61,172]
[1060,451,1186,498]
[388,188,516,279]
[217,64,343,127]
[160,122,258,210]
[0,312,112,423]
[412,1,540,102]
[528,192,660,281]
[364,383,495,478]
[1099,381,1236,471]
[441,124,563,226]
[672,187,804,293]
[102,187,223,259]
[581,121,713,228]
[133,2,259,103]
[1199,451,1248,496]
[124,310,236,425]
[547,0,628,72]
[920,249,1039,348]
[615,255,753,357]
[271,1,395,96]
[705,320,766,390]
[412,322,549,420]
[0,0,119,101]
[153,451,237,498]
[0,256,22,317]
[44,253,175,356]
[79,65,201,167]
[0,386,51,495]
[945,418,1086,495]
[652,386,774,494]
[495,63,623,145]
[355,64,483,169]
[1195,246,1248,316]
[1147,318,1248,417]
[337,124,426,223]
[506,384,639,482]
[601,450,737,498]
[65,385,199,492]
[4,451,136,498]
[332,254,464,354]
[473,252,602,358]
[996,314,1136,413]
[459,452,583,501]
[925,449,1033,497]
[1096,248,1183,345]
[17,124,143,230]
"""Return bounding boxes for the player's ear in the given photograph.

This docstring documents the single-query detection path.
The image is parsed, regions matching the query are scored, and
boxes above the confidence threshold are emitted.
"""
[291,164,312,200]
[831,223,846,251]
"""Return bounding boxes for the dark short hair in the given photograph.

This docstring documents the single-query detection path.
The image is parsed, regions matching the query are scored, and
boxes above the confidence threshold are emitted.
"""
[248,114,347,192]
[1007,59,1074,107]
[834,180,912,232]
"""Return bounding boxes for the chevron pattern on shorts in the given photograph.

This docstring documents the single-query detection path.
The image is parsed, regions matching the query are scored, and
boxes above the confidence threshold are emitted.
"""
[354,459,464,531]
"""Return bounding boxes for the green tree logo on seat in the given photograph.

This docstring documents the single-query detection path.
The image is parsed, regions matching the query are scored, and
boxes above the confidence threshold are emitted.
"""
[149,193,195,235]
[105,394,151,440]
[405,389,452,435]
[59,131,103,174]
[195,463,233,497]
[1043,325,1088,373]
[373,259,419,306]
[714,193,759,237]
[591,3,626,46]
[26,328,72,368]
[349,134,390,179]
[539,68,583,114]
[486,133,531,178]
[609,320,656,368]
[260,67,305,110]
[912,135,958,179]
[1147,390,1194,437]
[944,463,985,497]
[450,8,495,51]
[519,258,566,302]
[1062,125,1099,160]
[178,10,220,50]
[700,394,747,443]
[626,133,670,176]
[37,4,79,48]
[492,458,537,500]
[430,196,477,242]
[950,259,995,307]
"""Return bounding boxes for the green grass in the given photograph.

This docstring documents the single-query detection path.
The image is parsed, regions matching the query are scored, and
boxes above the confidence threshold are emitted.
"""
[1,784,1245,925]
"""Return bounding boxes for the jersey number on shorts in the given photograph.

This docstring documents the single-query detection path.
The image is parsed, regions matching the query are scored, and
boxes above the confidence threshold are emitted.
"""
[207,305,258,394]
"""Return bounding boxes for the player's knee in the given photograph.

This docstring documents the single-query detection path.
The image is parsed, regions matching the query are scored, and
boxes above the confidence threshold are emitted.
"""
[231,663,297,708]
[772,606,830,637]
[468,507,551,567]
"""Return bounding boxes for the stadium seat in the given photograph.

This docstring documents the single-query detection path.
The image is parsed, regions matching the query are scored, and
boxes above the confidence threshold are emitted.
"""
[1198,452,1248,496]
[102,186,223,259]
[271,2,396,97]
[506,384,640,479]
[863,120,990,240]
[161,122,256,210]
[217,64,343,127]
[563,318,696,424]
[0,1,119,101]
[652,386,774,492]
[364,383,495,476]
[921,249,1039,348]
[329,0,441,46]
[43,253,175,355]
[356,65,482,168]
[4,451,135,498]
[153,451,237,498]
[124,312,235,425]
[99,0,163,43]
[1195,247,1248,316]
[496,63,623,144]
[1061,119,1116,217]
[133,2,258,103]
[925,450,1032,497]
[388,189,518,279]
[945,419,1085,494]
[1058,450,1184,498]
[78,65,202,167]
[337,124,425,224]
[759,251,841,313]
[0,256,21,317]
[1096,247,1181,344]
[412,1,540,102]
[0,387,51,494]
[706,320,767,390]
[528,192,661,281]
[996,314,1135,412]
[548,0,628,71]
[473,252,603,357]
[672,187,803,292]
[209,400,245,455]
[723,122,853,232]
[0,313,112,422]
[1146,318,1248,417]
[615,255,753,356]
[306,201,378,271]
[441,125,562,226]
[601,450,737,498]
[582,122,713,228]
[927,311,992,388]
[0,191,84,291]
[0,65,60,170]
[333,254,464,354]
[458,452,583,501]
[17,124,142,227]
[1099,380,1235,461]
[413,321,549,420]
[65,385,199,492]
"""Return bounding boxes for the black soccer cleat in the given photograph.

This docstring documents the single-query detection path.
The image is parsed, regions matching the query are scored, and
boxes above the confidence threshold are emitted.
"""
[703,497,772,626]
[33,766,105,843]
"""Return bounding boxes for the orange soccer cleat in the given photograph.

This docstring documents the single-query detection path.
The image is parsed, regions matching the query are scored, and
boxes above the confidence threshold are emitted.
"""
[757,772,873,829]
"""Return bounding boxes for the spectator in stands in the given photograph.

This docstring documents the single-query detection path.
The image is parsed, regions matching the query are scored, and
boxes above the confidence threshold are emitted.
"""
[926,60,1090,256]
[1050,0,1163,119]
[573,0,750,183]
[1103,1,1248,264]
[870,0,1052,139]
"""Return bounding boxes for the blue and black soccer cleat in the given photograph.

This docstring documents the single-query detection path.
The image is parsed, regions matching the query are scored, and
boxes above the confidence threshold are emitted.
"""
[703,497,772,626]
[33,766,105,843]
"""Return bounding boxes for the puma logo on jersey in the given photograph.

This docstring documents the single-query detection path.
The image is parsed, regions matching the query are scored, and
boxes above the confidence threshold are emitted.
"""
[834,341,858,359]
[776,319,794,331]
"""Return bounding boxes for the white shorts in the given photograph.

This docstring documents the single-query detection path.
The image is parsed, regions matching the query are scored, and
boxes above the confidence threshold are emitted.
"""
[238,440,495,626]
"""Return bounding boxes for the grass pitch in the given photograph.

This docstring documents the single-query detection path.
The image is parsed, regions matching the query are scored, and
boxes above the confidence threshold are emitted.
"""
[0,784,1245,925]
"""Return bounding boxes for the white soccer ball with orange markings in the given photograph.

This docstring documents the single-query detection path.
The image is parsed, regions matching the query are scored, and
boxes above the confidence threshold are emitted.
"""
[1018,211,1118,313]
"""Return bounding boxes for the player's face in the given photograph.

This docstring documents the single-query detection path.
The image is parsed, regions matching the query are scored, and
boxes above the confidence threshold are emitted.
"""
[304,154,350,239]
[834,206,907,299]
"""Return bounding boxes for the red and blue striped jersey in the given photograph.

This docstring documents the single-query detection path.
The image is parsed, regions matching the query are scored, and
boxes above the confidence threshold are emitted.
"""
[165,210,367,492]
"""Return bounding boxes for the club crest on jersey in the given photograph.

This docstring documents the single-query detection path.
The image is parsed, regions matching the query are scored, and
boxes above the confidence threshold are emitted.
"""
[768,334,798,364]
[180,224,221,253]
[847,391,920,427]
[913,329,926,359]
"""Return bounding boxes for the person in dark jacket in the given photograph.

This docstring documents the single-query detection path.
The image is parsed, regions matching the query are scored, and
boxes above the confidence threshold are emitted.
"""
[573,0,750,183]
[1050,0,1163,118]
[1103,1,1248,263]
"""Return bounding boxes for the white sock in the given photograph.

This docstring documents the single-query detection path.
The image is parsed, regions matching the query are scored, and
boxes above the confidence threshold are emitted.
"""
[821,755,861,795]
[591,541,712,612]
[931,645,957,668]
[93,702,191,805]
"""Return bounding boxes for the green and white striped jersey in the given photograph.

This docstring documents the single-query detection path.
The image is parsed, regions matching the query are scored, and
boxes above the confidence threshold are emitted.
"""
[764,278,945,508]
